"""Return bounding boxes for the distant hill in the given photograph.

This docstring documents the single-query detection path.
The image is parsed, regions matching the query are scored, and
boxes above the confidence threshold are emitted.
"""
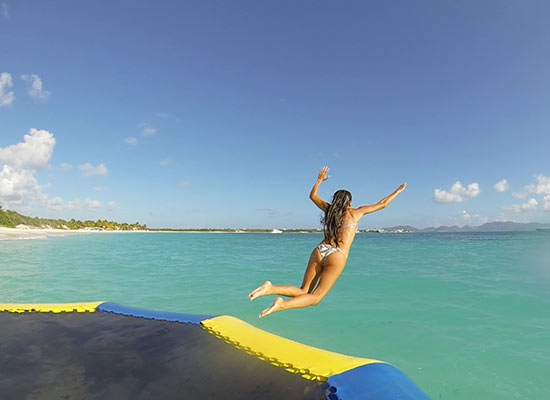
[383,221,550,233]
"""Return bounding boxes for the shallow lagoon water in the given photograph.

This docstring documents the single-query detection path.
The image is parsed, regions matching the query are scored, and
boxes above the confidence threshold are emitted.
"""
[1,231,549,399]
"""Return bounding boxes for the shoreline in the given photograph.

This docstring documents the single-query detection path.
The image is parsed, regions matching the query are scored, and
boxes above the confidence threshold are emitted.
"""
[0,227,292,240]
[3,226,540,241]
[0,226,154,241]
[0,227,322,240]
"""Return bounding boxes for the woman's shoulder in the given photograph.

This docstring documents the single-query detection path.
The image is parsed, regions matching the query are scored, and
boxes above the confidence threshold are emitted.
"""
[348,209,364,222]
[341,212,358,227]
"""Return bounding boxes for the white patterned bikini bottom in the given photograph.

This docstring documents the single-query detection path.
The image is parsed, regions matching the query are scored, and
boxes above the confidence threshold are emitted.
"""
[316,243,347,260]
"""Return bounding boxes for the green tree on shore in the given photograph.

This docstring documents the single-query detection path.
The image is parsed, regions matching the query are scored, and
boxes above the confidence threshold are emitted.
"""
[0,206,146,231]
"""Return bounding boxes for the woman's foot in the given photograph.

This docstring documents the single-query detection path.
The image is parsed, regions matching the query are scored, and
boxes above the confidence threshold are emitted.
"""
[248,281,272,301]
[259,297,283,318]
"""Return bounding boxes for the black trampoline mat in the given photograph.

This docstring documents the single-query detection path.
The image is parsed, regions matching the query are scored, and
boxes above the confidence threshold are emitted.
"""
[0,312,325,400]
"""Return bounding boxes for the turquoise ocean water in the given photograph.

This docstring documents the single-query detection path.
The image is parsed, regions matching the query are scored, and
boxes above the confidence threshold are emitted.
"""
[1,231,549,399]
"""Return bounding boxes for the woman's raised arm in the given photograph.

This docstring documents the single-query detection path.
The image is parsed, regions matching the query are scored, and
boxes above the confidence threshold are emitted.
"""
[355,183,406,216]
[309,166,330,212]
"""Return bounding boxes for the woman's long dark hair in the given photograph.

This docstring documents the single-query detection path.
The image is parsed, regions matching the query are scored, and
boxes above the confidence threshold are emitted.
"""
[322,189,352,247]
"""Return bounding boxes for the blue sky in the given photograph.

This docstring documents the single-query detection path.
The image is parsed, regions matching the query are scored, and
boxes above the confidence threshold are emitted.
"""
[1,1,549,229]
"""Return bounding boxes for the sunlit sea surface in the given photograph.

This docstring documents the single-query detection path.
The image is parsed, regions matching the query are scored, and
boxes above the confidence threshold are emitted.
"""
[1,231,549,399]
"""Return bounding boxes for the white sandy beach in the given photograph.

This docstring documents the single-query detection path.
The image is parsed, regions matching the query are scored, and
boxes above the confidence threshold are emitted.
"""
[0,226,115,240]
[0,226,296,240]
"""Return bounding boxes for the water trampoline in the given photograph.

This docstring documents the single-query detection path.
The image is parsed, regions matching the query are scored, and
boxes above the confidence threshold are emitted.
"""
[0,302,430,399]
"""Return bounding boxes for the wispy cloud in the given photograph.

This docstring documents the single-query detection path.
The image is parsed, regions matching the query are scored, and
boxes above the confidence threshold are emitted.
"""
[46,197,80,212]
[179,180,190,188]
[142,126,157,137]
[461,210,488,225]
[0,72,14,107]
[494,179,509,193]
[1,3,9,19]
[125,137,137,145]
[160,157,173,166]
[524,174,550,196]
[45,197,102,212]
[434,181,480,204]
[78,162,108,176]
[513,192,527,199]
[66,199,81,210]
[60,162,73,170]
[504,198,538,213]
[84,198,101,210]
[155,112,181,123]
[20,74,50,101]
[507,175,550,212]
[46,197,64,211]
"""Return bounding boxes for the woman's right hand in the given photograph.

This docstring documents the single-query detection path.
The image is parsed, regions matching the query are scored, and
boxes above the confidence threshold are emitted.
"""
[318,166,329,181]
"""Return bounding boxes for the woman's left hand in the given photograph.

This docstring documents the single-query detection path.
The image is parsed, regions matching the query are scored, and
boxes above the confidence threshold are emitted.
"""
[318,166,329,181]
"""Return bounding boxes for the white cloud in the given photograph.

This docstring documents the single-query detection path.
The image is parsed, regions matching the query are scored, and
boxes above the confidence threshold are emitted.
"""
[125,137,137,145]
[504,198,538,213]
[47,196,65,211]
[544,196,550,211]
[0,130,109,213]
[0,72,14,107]
[160,157,173,166]
[494,179,509,193]
[45,197,98,211]
[524,174,550,196]
[1,3,8,19]
[0,128,55,170]
[107,201,116,210]
[78,163,108,176]
[0,166,39,202]
[60,162,73,170]
[513,192,527,199]
[461,210,488,225]
[84,198,101,210]
[434,181,480,204]
[20,74,50,101]
[66,199,81,210]
[0,129,55,207]
[142,126,157,137]
[45,196,103,212]
[93,186,106,192]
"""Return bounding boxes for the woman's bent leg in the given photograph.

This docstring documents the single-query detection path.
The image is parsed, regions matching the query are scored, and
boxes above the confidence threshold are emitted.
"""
[259,252,346,318]
[249,248,323,301]
[249,281,306,300]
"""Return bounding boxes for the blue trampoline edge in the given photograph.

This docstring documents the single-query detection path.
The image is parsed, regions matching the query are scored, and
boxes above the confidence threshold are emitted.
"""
[327,362,431,400]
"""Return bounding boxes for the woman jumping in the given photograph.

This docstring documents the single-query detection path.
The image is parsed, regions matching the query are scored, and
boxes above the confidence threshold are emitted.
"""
[249,166,406,318]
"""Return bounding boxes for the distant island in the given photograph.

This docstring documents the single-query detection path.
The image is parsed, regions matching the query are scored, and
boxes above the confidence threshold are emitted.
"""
[372,221,550,233]
[149,222,550,233]
[0,207,146,231]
